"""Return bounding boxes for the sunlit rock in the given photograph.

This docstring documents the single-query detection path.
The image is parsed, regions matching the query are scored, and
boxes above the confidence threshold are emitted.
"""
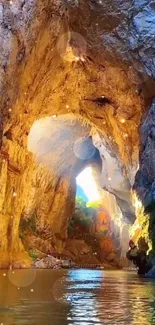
[0,0,155,267]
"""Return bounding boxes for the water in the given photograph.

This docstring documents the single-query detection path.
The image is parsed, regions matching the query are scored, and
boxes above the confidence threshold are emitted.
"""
[0,269,155,324]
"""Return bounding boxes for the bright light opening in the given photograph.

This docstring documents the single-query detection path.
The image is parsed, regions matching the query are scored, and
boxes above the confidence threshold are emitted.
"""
[76,167,101,202]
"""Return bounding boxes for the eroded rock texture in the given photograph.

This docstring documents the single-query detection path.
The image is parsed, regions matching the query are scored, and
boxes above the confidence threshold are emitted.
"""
[0,0,155,266]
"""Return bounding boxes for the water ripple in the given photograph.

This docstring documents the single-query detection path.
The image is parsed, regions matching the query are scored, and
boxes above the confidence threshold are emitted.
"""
[0,269,155,324]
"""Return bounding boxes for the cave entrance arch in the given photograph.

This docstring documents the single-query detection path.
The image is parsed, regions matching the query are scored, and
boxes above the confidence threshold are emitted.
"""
[21,114,131,267]
[23,114,101,256]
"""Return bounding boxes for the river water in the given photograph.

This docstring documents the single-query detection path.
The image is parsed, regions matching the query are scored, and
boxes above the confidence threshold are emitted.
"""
[0,269,155,324]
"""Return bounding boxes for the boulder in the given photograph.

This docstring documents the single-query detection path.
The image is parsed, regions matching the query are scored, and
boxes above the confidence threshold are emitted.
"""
[34,255,62,269]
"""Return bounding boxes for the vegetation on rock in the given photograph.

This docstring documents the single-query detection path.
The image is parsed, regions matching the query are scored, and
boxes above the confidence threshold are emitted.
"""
[68,196,120,266]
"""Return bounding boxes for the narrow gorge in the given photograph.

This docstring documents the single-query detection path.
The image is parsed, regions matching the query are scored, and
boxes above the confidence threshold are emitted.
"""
[0,0,155,269]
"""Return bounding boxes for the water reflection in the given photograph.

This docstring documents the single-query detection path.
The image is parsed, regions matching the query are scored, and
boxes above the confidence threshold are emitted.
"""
[66,270,155,325]
[67,269,102,324]
[0,269,155,324]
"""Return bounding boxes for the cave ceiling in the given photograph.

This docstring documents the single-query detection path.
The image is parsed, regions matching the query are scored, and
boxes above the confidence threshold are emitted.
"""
[1,0,155,211]
[0,0,155,266]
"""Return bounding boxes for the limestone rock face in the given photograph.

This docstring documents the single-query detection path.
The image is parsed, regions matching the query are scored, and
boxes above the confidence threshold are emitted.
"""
[0,139,32,267]
[134,101,155,208]
[0,0,155,265]
[133,102,155,251]
[92,133,135,221]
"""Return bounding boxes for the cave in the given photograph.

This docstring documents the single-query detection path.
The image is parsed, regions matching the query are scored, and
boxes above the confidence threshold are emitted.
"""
[16,114,130,268]
[0,0,155,273]
[2,0,155,323]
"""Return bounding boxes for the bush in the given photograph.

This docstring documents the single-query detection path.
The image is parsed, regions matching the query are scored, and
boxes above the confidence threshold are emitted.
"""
[68,196,97,237]
[19,212,37,235]
[19,232,25,239]
[28,250,38,259]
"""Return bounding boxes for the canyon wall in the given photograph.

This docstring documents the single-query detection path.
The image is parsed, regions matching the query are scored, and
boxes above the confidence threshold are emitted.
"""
[0,0,155,265]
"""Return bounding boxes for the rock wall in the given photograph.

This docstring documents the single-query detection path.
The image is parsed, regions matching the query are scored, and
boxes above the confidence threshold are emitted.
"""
[92,132,136,222]
[0,137,77,267]
[0,117,93,266]
[90,163,131,265]
[0,0,155,265]
[133,102,155,253]
[0,138,31,267]
[134,101,155,208]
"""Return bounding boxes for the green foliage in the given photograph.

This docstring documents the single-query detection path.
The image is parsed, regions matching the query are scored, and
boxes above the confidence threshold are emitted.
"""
[86,201,101,209]
[20,212,37,235]
[68,197,97,238]
[97,229,109,239]
[68,223,75,237]
[19,232,25,239]
[76,197,97,216]
[76,196,87,208]
[28,250,38,259]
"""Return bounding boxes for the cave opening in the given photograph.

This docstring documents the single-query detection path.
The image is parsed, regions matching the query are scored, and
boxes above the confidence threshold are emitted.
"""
[23,114,131,267]
[76,166,101,203]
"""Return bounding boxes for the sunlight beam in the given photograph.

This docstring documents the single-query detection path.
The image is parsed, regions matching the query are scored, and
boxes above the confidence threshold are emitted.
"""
[76,167,101,202]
